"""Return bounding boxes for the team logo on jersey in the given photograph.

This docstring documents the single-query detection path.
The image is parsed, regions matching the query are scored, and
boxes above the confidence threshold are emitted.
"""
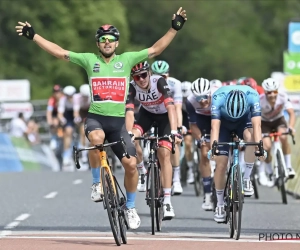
[114,62,123,69]
[93,62,100,72]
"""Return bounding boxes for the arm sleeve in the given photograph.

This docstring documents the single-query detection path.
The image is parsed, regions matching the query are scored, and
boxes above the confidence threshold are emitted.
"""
[69,52,89,68]
[249,91,261,117]
[157,78,174,107]
[186,100,197,123]
[125,84,136,112]
[211,94,222,120]
[284,93,293,110]
[125,49,149,68]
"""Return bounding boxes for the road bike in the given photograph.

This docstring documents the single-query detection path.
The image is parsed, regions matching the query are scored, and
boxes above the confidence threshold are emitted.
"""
[73,137,129,246]
[211,132,264,240]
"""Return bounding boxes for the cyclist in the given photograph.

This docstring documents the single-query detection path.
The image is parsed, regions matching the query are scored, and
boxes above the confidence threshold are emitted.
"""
[259,78,296,185]
[181,81,194,184]
[47,84,63,149]
[125,61,182,220]
[77,84,91,166]
[237,77,264,95]
[186,78,217,211]
[209,85,265,222]
[151,60,184,195]
[58,85,81,169]
[16,7,187,229]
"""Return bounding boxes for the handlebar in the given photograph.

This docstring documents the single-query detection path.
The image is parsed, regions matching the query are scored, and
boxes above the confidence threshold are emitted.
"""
[73,137,130,169]
[262,129,296,145]
[211,139,264,158]
[135,134,176,154]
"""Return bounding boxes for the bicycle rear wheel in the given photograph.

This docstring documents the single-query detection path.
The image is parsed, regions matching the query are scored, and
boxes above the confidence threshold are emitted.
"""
[101,167,121,246]
[276,150,287,204]
[149,163,156,235]
[114,176,127,244]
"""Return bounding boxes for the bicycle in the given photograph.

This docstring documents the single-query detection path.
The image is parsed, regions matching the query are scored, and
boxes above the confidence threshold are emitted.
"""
[262,129,296,204]
[135,128,175,235]
[73,137,130,246]
[211,132,264,240]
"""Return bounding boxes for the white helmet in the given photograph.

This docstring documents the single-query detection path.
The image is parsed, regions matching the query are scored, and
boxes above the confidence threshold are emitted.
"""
[79,84,90,96]
[63,85,76,96]
[262,78,280,91]
[191,78,210,96]
[210,79,222,89]
[181,81,192,97]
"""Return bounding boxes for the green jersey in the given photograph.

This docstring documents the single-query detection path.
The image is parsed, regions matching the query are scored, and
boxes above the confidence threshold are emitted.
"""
[69,49,148,117]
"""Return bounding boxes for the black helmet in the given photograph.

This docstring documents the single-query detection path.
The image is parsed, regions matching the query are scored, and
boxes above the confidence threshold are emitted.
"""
[95,24,120,41]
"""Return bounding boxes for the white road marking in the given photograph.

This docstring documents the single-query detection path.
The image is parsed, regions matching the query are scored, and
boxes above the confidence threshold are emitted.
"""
[73,179,82,185]
[4,221,20,229]
[44,192,58,199]
[0,231,12,236]
[15,213,30,221]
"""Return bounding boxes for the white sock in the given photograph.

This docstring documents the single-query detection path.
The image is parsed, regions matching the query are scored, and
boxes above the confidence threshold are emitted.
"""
[137,161,147,175]
[243,162,254,179]
[284,154,292,169]
[187,161,193,170]
[265,162,273,175]
[258,161,265,174]
[239,151,246,173]
[216,189,224,206]
[173,166,180,182]
[163,188,171,204]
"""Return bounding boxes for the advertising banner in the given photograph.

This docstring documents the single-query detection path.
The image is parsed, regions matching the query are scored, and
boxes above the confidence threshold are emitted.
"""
[283,51,300,74]
[288,22,300,53]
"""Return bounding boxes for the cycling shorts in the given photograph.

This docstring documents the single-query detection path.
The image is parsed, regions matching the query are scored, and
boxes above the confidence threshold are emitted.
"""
[84,112,136,160]
[261,116,287,133]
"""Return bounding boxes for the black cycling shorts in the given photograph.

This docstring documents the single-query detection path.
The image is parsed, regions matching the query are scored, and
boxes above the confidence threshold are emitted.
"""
[84,112,136,161]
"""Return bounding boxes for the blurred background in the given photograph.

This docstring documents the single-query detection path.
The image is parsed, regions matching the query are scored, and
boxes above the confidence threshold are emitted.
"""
[0,0,300,176]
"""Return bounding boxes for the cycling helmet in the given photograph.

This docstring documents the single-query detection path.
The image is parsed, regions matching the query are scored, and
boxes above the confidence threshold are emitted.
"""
[79,84,90,96]
[243,77,257,89]
[53,84,62,92]
[151,60,170,75]
[181,81,192,98]
[95,24,120,41]
[191,78,210,96]
[236,77,248,85]
[262,78,280,91]
[131,61,150,75]
[63,86,76,96]
[225,90,247,119]
[210,79,222,89]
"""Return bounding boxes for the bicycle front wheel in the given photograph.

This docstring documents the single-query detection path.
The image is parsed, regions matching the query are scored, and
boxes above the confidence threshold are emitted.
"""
[155,166,163,232]
[149,163,156,235]
[101,167,121,246]
[251,163,259,199]
[276,150,287,204]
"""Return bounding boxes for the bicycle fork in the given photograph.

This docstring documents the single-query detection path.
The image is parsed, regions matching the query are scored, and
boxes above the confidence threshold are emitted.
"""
[272,142,288,179]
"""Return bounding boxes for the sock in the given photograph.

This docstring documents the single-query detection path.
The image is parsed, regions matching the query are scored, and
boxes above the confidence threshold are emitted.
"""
[216,189,224,206]
[265,162,273,175]
[187,161,193,170]
[137,161,147,175]
[284,154,292,169]
[243,162,254,179]
[258,161,265,174]
[163,188,171,204]
[202,177,212,193]
[126,191,136,209]
[91,167,100,184]
[173,166,180,182]
[63,148,72,158]
[239,151,246,173]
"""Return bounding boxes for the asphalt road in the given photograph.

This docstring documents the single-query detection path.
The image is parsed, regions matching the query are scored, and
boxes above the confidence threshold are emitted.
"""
[0,169,300,249]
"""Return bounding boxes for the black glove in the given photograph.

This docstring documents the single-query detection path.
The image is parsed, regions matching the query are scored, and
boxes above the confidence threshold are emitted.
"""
[22,25,35,40]
[172,14,186,31]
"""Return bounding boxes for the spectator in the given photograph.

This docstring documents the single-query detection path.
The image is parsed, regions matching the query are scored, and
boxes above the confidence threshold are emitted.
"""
[9,112,28,138]
[27,118,40,145]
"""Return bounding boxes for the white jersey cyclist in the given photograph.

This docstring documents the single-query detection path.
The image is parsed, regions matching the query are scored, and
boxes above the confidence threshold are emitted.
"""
[166,77,183,104]
[186,94,211,116]
[127,75,173,114]
[260,90,293,122]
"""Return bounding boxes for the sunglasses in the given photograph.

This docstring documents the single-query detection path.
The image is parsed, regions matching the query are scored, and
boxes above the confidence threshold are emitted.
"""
[133,72,148,81]
[266,90,278,95]
[98,35,117,43]
[196,95,209,102]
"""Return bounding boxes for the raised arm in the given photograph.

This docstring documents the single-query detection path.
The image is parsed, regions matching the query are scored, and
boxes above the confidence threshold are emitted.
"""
[15,21,70,61]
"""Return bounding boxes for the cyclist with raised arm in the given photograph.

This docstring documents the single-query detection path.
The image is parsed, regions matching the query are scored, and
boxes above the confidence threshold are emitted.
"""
[16,8,187,229]
[186,78,219,211]
[47,84,64,150]
[181,81,194,183]
[151,60,184,195]
[259,78,296,185]
[125,62,182,220]
[208,85,266,222]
